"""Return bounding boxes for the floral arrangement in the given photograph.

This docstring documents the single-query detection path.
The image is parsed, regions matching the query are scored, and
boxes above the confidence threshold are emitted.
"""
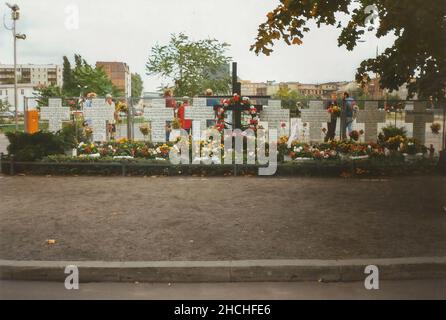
[172,117,181,130]
[139,124,150,138]
[385,135,406,151]
[431,122,441,134]
[327,105,341,117]
[349,130,363,141]
[84,126,93,138]
[115,101,128,113]
[77,139,173,159]
[400,138,427,155]
[215,94,259,132]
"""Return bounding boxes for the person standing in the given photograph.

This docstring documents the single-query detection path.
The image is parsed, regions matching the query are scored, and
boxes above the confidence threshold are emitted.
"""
[177,96,192,134]
[341,92,355,139]
[325,93,339,142]
[105,94,118,140]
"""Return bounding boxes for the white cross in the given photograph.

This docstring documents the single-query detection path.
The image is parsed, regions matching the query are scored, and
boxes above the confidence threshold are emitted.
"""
[40,98,71,132]
[267,100,282,108]
[356,101,386,142]
[144,100,174,142]
[260,106,290,138]
[405,101,434,145]
[300,101,330,142]
[185,102,215,140]
[83,99,115,141]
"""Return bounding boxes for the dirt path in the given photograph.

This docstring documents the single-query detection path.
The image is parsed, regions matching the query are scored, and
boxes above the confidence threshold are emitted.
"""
[0,176,445,261]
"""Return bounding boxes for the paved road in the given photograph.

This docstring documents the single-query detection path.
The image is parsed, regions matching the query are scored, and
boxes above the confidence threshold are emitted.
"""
[1,279,445,300]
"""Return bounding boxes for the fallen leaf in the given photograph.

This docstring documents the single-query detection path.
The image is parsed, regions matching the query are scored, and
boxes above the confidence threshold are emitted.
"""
[46,239,56,245]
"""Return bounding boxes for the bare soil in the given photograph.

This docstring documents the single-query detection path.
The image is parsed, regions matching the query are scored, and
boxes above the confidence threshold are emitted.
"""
[0,175,445,261]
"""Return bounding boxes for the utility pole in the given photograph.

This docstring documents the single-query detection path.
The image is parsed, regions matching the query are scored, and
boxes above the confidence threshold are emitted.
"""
[5,3,26,132]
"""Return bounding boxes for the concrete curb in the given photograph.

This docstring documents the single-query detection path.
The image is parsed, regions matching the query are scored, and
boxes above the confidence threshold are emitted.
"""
[1,257,445,283]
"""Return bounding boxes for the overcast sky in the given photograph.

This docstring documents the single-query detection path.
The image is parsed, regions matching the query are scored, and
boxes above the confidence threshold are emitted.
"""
[0,0,396,91]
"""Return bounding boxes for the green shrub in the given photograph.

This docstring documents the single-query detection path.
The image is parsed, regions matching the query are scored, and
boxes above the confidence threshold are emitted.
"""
[6,131,65,161]
[58,121,86,149]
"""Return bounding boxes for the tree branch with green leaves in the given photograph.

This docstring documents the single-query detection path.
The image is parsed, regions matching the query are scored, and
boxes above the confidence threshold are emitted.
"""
[251,0,446,102]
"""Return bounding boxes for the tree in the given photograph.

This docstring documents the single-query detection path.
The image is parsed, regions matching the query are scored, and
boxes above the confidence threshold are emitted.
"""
[146,33,231,97]
[62,56,74,95]
[33,85,63,108]
[131,73,144,99]
[273,87,306,109]
[73,63,120,97]
[35,54,121,100]
[251,0,446,102]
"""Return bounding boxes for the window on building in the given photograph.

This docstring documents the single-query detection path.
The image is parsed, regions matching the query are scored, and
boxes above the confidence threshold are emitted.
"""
[21,89,24,95]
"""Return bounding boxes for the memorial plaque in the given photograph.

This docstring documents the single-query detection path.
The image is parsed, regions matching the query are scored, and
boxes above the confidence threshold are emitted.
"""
[40,98,71,132]
[151,99,166,108]
[267,100,282,108]
[300,100,330,142]
[144,107,174,142]
[260,106,290,136]
[185,106,215,134]
[356,101,386,142]
[83,99,115,141]
[193,98,208,108]
[405,101,434,145]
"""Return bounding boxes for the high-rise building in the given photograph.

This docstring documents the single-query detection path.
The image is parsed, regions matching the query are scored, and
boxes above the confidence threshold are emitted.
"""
[96,61,131,97]
[0,64,63,86]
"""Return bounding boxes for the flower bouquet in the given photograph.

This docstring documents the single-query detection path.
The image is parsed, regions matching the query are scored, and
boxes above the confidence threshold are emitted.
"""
[139,124,150,140]
[327,105,341,117]
[349,130,362,142]
[431,122,441,134]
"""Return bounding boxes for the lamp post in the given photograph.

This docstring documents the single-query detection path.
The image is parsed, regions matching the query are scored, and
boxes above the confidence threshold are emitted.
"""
[6,3,26,132]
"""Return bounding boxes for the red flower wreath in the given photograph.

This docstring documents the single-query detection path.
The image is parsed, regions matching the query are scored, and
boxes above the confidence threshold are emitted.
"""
[215,94,259,132]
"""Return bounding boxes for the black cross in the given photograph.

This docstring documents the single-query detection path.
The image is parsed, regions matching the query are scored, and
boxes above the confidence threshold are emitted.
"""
[202,62,270,130]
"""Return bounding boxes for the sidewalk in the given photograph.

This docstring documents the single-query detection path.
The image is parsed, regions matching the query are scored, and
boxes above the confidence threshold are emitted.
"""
[1,176,445,262]
[2,279,445,299]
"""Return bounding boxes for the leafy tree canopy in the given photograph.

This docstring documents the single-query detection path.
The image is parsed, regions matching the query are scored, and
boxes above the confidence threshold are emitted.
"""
[41,54,122,98]
[131,73,144,98]
[251,0,446,102]
[146,33,232,97]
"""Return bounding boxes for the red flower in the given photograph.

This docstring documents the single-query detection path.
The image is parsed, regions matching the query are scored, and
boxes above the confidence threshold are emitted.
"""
[233,94,240,102]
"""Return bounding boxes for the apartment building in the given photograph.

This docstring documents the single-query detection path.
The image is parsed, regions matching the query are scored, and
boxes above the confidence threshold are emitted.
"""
[96,61,131,97]
[0,64,63,86]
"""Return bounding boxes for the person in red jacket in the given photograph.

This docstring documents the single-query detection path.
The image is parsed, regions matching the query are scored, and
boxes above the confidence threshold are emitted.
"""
[177,96,192,134]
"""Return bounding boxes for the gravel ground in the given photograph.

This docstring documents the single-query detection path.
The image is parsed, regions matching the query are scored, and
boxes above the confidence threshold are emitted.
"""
[0,175,445,261]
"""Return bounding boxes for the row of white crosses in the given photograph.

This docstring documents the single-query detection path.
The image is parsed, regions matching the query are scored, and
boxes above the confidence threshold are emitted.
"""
[300,100,435,144]
[40,97,434,145]
[300,100,391,142]
[143,98,215,142]
[40,98,114,142]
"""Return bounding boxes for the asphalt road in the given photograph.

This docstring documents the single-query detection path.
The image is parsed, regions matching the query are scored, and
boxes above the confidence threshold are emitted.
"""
[1,279,445,300]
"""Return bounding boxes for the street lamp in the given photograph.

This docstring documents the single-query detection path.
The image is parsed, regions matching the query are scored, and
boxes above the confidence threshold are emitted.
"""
[5,3,26,131]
